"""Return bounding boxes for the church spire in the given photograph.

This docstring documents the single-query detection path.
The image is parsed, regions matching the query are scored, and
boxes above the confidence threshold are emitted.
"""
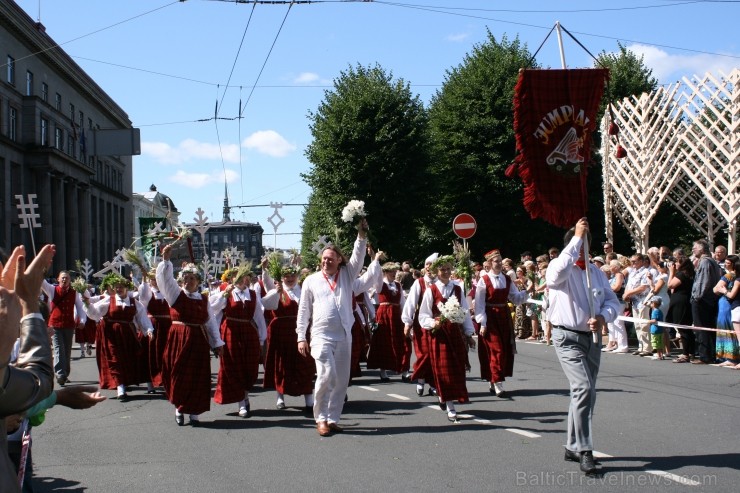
[222,179,231,222]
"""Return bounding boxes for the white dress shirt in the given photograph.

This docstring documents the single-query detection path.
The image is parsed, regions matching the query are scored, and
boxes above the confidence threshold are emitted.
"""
[296,237,367,343]
[211,286,268,344]
[83,294,153,334]
[155,260,224,348]
[401,275,434,325]
[546,236,620,332]
[418,279,475,336]
[474,271,529,326]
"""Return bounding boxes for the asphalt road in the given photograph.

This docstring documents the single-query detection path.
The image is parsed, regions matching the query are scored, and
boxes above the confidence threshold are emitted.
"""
[29,338,740,492]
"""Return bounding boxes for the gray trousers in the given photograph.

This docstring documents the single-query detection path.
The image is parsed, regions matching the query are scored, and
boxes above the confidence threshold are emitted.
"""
[552,327,600,453]
[52,328,75,380]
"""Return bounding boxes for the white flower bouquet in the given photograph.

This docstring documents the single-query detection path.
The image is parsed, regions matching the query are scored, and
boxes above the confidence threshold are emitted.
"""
[341,200,367,223]
[436,294,467,327]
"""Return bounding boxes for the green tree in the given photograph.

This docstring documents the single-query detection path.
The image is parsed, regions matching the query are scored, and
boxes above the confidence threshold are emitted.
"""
[426,31,561,259]
[301,64,431,263]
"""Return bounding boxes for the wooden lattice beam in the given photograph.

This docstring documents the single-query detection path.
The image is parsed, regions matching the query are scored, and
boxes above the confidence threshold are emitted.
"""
[602,68,740,253]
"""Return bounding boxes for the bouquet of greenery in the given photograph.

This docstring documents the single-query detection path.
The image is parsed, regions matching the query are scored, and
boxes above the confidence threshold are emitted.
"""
[265,252,284,283]
[71,277,88,294]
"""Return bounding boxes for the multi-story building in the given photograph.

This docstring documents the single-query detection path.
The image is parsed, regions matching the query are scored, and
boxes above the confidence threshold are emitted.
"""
[1,1,134,272]
[186,192,264,269]
[132,184,180,249]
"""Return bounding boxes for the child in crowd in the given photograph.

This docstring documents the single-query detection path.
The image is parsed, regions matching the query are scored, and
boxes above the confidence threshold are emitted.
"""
[648,296,665,360]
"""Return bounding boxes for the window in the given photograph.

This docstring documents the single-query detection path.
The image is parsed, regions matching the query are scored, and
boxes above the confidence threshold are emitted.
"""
[26,71,33,96]
[40,117,48,146]
[68,134,75,156]
[69,103,74,120]
[223,235,228,243]
[55,93,62,111]
[6,56,15,84]
[213,235,219,245]
[55,127,63,149]
[41,82,48,102]
[9,107,17,141]
[87,117,92,129]
[79,111,84,129]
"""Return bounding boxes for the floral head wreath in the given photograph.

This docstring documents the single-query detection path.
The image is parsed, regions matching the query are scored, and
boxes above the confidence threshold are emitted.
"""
[281,265,300,277]
[381,261,401,272]
[431,255,456,272]
[234,264,254,283]
[100,272,134,291]
[177,263,202,282]
[220,267,237,282]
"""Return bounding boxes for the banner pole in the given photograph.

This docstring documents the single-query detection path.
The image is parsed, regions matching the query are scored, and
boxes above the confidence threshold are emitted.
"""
[555,21,567,68]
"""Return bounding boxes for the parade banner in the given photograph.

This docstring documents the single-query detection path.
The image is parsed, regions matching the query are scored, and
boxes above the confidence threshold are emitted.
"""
[139,217,166,254]
[507,68,608,229]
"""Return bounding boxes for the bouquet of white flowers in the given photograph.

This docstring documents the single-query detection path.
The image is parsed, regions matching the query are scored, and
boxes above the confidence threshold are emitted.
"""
[341,200,366,223]
[436,294,467,327]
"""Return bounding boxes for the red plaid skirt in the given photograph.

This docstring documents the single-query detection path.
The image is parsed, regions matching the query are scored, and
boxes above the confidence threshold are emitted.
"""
[161,322,212,415]
[481,306,515,382]
[429,323,469,403]
[263,315,314,396]
[214,319,260,404]
[96,321,147,389]
[367,303,405,372]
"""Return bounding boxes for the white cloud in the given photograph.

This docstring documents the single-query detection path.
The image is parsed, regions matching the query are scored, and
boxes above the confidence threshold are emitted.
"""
[141,139,240,165]
[293,72,320,84]
[241,130,296,158]
[625,43,738,83]
[446,33,469,42]
[169,168,239,189]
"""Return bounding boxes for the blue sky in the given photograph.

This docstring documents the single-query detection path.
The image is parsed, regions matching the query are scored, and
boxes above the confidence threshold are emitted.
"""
[15,0,739,250]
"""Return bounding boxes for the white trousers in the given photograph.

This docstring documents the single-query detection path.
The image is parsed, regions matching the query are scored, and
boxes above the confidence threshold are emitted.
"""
[607,311,628,350]
[310,334,352,424]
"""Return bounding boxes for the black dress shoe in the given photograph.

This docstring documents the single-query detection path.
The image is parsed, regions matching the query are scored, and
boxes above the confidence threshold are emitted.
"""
[439,401,447,411]
[146,389,158,395]
[379,377,391,383]
[579,451,597,474]
[118,393,129,402]
[428,387,438,396]
[416,387,424,396]
[276,401,286,410]
[564,449,581,462]
[401,374,411,383]
[175,414,184,426]
[489,386,496,394]
[190,419,200,428]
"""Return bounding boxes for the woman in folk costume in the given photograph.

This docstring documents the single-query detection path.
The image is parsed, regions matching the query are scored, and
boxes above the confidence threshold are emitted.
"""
[261,265,315,411]
[211,265,267,418]
[367,262,408,382]
[156,245,224,426]
[76,284,98,358]
[474,249,529,397]
[83,273,154,401]
[418,255,476,422]
[402,253,438,397]
[136,269,172,389]
[349,250,384,381]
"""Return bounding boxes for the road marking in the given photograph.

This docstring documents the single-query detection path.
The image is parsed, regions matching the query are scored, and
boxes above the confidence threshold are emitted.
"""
[593,451,613,459]
[357,386,378,392]
[387,393,411,401]
[474,418,491,424]
[505,428,541,438]
[645,470,701,486]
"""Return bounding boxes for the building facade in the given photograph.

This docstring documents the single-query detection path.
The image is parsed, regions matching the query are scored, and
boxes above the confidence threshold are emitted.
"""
[1,1,133,272]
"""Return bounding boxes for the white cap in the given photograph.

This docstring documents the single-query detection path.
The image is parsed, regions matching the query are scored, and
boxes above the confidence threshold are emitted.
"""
[592,256,605,264]
[425,253,439,266]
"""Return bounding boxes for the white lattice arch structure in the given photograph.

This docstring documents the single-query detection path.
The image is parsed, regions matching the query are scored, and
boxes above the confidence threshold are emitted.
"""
[602,68,739,253]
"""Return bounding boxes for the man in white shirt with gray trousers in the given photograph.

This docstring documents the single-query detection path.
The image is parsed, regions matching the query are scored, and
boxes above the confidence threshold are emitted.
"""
[297,218,369,437]
[547,218,620,475]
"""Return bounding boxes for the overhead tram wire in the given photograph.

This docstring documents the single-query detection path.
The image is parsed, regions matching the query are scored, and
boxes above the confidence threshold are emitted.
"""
[1,1,182,70]
[239,1,296,118]
[214,2,257,204]
[373,1,740,61]
[373,1,712,14]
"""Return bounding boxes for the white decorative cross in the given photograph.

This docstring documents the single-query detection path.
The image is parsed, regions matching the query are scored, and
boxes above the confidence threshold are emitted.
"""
[311,235,332,255]
[210,250,226,274]
[192,208,210,238]
[93,248,128,278]
[79,259,94,281]
[16,194,41,229]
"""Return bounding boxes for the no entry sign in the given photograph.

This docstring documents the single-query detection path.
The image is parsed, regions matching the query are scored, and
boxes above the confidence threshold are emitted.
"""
[452,213,477,239]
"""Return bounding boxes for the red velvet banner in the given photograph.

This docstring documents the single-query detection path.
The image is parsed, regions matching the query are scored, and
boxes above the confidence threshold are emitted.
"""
[507,68,608,229]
